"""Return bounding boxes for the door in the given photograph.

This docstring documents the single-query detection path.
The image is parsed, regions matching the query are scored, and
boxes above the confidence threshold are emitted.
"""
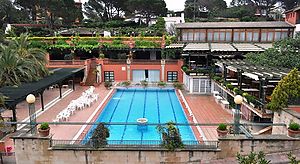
[148,70,160,82]
[132,70,145,82]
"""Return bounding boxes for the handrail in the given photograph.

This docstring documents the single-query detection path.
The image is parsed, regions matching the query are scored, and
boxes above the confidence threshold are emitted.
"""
[51,139,219,150]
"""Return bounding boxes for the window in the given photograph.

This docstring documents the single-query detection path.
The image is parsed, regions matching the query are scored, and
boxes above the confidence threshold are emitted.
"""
[182,32,188,41]
[167,71,178,82]
[104,71,114,82]
[188,32,194,41]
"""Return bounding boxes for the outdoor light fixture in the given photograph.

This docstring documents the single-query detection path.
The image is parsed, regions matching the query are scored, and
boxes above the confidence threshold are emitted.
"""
[233,95,243,134]
[26,94,37,135]
[234,95,243,105]
[26,94,36,104]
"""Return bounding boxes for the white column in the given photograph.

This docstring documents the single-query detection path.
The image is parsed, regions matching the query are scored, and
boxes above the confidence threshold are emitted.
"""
[161,59,165,81]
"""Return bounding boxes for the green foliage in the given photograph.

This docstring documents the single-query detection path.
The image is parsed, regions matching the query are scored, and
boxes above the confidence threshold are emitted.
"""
[150,17,166,36]
[236,151,271,164]
[104,81,112,88]
[40,122,49,130]
[90,123,110,148]
[173,82,183,90]
[246,35,300,69]
[226,84,234,90]
[0,33,49,87]
[212,75,223,83]
[157,81,166,87]
[288,122,300,131]
[233,87,243,95]
[217,123,227,131]
[267,68,300,111]
[287,152,300,164]
[135,39,160,48]
[0,93,7,107]
[29,41,49,50]
[140,80,148,87]
[99,53,105,59]
[121,81,131,87]
[242,92,249,98]
[156,121,184,151]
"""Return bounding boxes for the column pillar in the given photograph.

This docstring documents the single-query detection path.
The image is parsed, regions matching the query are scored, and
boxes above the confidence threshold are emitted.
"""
[161,59,165,82]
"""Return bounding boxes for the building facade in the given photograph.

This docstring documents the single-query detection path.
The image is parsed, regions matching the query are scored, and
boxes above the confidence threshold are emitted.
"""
[176,21,294,43]
[285,6,300,34]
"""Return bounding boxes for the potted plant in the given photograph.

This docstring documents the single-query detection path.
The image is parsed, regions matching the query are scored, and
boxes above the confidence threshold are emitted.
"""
[242,93,249,102]
[104,81,112,89]
[38,122,50,137]
[122,81,131,88]
[140,80,148,88]
[157,81,166,88]
[216,123,228,137]
[288,122,300,138]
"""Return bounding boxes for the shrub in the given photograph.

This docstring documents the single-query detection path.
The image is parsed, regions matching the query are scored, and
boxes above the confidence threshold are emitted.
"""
[237,151,271,164]
[104,81,112,88]
[156,121,184,151]
[226,83,234,90]
[217,123,227,131]
[99,53,105,59]
[242,92,249,97]
[233,87,243,95]
[90,123,110,148]
[140,80,148,87]
[122,81,131,87]
[157,81,166,87]
[289,122,300,131]
[182,66,188,72]
[173,82,183,90]
[40,122,49,130]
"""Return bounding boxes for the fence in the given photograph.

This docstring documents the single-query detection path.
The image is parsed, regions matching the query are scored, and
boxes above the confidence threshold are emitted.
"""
[51,139,219,150]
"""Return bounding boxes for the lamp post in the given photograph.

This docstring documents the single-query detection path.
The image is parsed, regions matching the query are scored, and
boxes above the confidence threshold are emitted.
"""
[234,95,243,134]
[26,94,36,135]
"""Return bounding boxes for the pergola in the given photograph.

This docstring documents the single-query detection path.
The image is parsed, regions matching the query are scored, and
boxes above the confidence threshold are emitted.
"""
[214,59,290,104]
[0,67,84,123]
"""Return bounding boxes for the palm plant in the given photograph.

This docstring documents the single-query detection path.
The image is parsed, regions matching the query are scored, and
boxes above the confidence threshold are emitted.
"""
[0,33,49,87]
[0,46,35,86]
[10,33,49,77]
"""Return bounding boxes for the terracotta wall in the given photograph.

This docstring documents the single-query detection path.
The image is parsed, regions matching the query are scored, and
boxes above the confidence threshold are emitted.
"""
[97,59,183,82]
[285,11,299,25]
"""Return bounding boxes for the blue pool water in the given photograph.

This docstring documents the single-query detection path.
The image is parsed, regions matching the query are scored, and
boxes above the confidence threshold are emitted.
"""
[83,88,196,142]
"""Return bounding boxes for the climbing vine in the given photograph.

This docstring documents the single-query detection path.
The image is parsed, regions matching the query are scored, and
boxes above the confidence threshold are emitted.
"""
[267,68,300,111]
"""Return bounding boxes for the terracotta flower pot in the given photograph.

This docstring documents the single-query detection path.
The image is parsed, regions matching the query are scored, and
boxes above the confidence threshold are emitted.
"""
[38,128,50,137]
[217,129,228,137]
[288,129,300,138]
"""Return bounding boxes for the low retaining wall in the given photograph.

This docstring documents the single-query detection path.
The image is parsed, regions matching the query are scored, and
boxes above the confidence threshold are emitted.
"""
[12,135,300,163]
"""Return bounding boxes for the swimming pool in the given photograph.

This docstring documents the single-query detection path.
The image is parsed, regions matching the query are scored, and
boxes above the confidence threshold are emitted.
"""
[83,88,196,142]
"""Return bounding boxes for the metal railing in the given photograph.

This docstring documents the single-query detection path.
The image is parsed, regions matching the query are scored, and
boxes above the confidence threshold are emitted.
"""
[51,139,219,150]
[49,60,86,66]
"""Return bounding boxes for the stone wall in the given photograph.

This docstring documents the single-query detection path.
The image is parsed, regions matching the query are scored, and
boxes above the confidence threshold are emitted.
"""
[272,108,300,135]
[12,135,300,164]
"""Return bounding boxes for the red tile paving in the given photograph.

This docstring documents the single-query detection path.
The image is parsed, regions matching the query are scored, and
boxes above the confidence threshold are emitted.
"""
[36,85,110,140]
[183,93,232,141]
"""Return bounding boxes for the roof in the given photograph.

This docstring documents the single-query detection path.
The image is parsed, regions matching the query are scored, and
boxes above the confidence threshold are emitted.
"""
[176,21,294,29]
[211,43,236,52]
[255,43,273,50]
[215,59,290,80]
[0,68,84,108]
[166,44,185,49]
[183,43,210,51]
[232,43,264,52]
[285,6,300,13]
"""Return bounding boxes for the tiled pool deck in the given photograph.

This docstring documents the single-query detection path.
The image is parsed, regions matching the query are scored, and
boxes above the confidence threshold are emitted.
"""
[3,85,232,151]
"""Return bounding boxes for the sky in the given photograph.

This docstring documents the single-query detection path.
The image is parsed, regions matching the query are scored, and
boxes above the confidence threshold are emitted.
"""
[80,0,233,11]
